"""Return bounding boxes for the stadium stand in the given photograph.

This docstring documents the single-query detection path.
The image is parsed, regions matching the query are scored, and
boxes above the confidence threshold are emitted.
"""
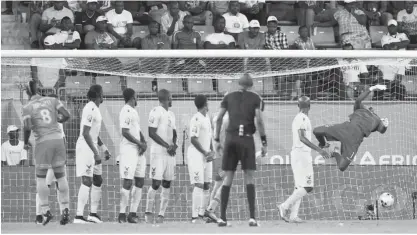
[280,26,301,46]
[95,76,123,96]
[157,78,186,95]
[188,78,214,94]
[370,26,388,48]
[312,27,339,49]
[126,76,155,94]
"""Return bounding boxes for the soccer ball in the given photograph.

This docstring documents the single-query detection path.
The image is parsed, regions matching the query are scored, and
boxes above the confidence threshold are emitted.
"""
[379,193,395,208]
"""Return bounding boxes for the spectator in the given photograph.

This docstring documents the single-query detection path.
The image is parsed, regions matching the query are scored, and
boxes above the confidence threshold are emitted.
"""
[295,1,316,34]
[126,1,152,25]
[173,15,202,49]
[237,20,265,49]
[223,1,249,40]
[204,16,236,49]
[381,19,410,50]
[66,0,84,15]
[147,1,169,23]
[40,1,74,36]
[293,25,315,50]
[84,16,118,49]
[239,0,265,25]
[106,1,133,48]
[313,0,371,49]
[266,1,296,22]
[180,1,213,26]
[43,17,81,49]
[265,16,289,49]
[75,0,101,49]
[141,20,171,50]
[397,1,417,44]
[160,1,188,36]
[97,0,113,15]
[209,1,230,20]
[362,1,393,26]
[1,125,27,166]
[29,1,52,48]
[385,1,406,21]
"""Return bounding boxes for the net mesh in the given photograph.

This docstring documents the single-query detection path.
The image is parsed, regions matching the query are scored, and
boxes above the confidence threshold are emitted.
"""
[1,55,417,223]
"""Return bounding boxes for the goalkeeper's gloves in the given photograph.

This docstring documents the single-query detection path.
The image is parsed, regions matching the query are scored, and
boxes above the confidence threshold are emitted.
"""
[369,85,387,92]
[381,118,389,127]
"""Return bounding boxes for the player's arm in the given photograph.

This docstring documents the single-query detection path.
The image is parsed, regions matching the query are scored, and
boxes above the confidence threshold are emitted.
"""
[190,118,209,156]
[57,106,70,123]
[214,108,226,141]
[148,109,170,149]
[22,106,32,151]
[255,108,267,154]
[298,129,324,153]
[82,125,100,157]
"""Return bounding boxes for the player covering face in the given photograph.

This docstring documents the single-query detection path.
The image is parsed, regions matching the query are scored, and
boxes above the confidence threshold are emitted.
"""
[74,85,112,224]
[23,80,71,225]
[118,88,148,223]
[145,89,177,224]
[187,95,215,223]
[278,96,329,223]
[313,85,389,171]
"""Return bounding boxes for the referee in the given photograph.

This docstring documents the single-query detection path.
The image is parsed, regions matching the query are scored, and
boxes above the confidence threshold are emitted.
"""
[214,73,267,227]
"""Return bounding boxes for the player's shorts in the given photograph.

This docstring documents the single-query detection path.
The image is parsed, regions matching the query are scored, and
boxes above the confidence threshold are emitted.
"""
[119,145,146,179]
[187,148,212,184]
[75,139,102,177]
[149,152,176,181]
[290,150,314,188]
[34,139,66,171]
[222,133,256,171]
[315,122,363,163]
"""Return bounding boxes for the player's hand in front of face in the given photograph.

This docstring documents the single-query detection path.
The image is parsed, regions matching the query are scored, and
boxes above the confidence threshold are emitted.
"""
[104,150,111,161]
[94,151,102,165]
[205,151,215,162]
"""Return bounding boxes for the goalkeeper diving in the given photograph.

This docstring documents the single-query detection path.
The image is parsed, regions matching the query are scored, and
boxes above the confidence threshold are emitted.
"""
[313,85,389,171]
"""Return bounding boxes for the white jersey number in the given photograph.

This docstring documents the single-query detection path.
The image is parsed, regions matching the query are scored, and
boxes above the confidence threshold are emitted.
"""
[40,109,52,124]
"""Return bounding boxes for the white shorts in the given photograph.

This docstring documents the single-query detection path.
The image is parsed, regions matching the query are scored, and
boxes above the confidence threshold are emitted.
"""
[75,140,102,177]
[187,148,213,184]
[290,150,314,188]
[149,152,176,181]
[119,145,146,179]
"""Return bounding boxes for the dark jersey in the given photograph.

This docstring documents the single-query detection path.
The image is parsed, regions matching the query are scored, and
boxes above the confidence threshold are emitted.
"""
[349,108,381,137]
[75,11,102,27]
[221,90,263,135]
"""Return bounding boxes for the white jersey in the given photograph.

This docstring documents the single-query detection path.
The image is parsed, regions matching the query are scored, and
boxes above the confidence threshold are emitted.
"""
[212,112,229,144]
[78,101,102,144]
[189,112,212,152]
[292,112,312,153]
[119,104,141,148]
[148,106,176,155]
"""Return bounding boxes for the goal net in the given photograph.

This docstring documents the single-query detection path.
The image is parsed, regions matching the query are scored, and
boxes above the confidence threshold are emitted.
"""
[1,50,416,222]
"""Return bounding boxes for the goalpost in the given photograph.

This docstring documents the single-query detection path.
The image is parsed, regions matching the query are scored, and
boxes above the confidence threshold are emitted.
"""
[1,50,416,223]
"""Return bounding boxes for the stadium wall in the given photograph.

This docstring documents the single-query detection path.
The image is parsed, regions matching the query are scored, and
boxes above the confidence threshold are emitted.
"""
[1,165,416,222]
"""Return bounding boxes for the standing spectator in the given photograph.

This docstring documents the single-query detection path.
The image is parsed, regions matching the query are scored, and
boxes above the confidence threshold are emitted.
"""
[239,0,265,25]
[381,19,410,50]
[106,1,133,48]
[397,1,417,44]
[313,0,371,49]
[237,20,265,49]
[293,25,315,50]
[160,1,188,36]
[210,1,230,20]
[29,1,53,48]
[204,16,236,49]
[40,1,74,36]
[180,1,213,26]
[1,125,27,166]
[173,15,202,49]
[265,16,289,49]
[223,1,249,41]
[266,1,297,22]
[75,0,102,48]
[44,17,81,49]
[84,16,118,49]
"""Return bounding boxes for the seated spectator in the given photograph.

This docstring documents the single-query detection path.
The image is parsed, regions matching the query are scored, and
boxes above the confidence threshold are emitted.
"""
[43,17,81,49]
[106,1,133,48]
[237,20,265,49]
[1,125,27,166]
[210,1,230,20]
[397,1,417,44]
[362,1,393,26]
[293,25,315,50]
[239,0,265,25]
[180,1,213,26]
[29,1,52,48]
[266,1,296,22]
[204,16,236,49]
[141,20,171,50]
[84,16,118,49]
[381,19,410,50]
[161,1,188,36]
[75,0,102,49]
[223,1,249,40]
[147,1,169,23]
[126,1,152,25]
[313,0,371,49]
[173,15,202,49]
[265,16,289,49]
[40,1,74,36]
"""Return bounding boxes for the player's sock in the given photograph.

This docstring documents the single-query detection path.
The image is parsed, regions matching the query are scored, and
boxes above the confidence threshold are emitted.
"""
[76,184,90,216]
[207,187,221,212]
[199,190,210,216]
[158,187,170,217]
[90,185,102,214]
[220,185,231,221]
[289,198,302,219]
[246,184,256,219]
[130,187,143,213]
[56,177,70,212]
[36,193,41,216]
[192,187,203,218]
[145,187,157,213]
[282,187,307,209]
[120,188,130,214]
[36,177,50,214]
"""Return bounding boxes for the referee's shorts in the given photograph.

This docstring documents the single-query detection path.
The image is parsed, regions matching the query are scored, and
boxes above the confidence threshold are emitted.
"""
[222,132,256,171]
